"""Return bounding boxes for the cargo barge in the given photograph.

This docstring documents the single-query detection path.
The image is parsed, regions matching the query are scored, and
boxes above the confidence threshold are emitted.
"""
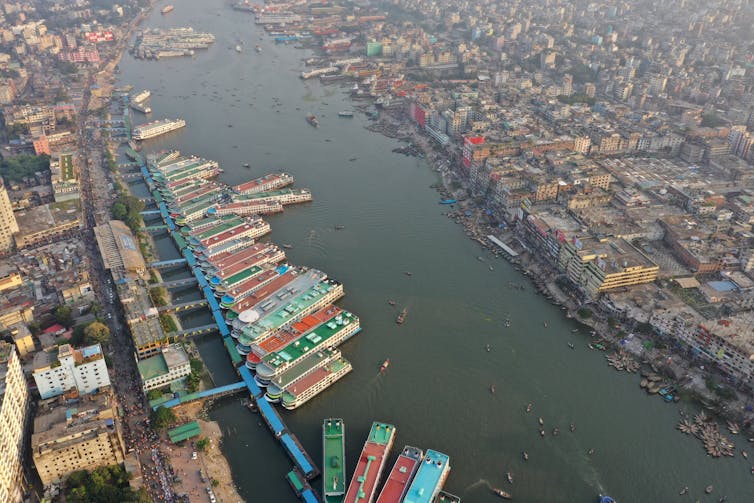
[343,422,396,503]
[322,418,346,503]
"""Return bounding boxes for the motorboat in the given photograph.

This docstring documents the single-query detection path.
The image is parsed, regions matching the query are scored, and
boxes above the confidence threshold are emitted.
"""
[492,488,512,500]
[379,359,390,373]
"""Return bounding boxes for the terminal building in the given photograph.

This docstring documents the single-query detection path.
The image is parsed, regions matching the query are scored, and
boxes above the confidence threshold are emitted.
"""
[32,343,111,399]
[31,391,126,487]
[94,220,148,281]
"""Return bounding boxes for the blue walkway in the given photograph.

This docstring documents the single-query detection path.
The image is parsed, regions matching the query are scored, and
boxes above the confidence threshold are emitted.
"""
[152,381,247,410]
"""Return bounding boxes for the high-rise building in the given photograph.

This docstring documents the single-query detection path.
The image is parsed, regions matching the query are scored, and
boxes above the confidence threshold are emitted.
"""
[0,180,19,253]
[32,391,126,486]
[0,342,30,503]
[33,343,111,400]
[561,73,573,97]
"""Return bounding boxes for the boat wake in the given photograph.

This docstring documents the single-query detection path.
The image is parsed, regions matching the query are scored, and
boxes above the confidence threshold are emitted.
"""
[304,229,328,258]
[463,478,493,492]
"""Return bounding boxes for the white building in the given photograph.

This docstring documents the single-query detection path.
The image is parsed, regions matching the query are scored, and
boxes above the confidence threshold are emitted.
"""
[32,343,110,399]
[0,180,19,253]
[137,344,191,391]
[0,342,30,503]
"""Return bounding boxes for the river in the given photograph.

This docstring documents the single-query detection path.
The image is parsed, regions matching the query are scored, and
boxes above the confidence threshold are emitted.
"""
[116,1,752,501]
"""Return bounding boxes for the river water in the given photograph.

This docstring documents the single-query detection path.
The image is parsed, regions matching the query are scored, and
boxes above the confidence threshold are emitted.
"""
[117,2,752,501]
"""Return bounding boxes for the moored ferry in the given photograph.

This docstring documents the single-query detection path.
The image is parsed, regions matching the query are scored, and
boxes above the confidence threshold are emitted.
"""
[376,446,424,503]
[204,243,285,276]
[278,351,352,409]
[132,118,186,140]
[323,418,346,503]
[227,268,302,320]
[131,89,151,104]
[232,188,313,206]
[233,277,344,354]
[196,219,270,253]
[215,200,284,216]
[403,450,451,503]
[233,172,295,195]
[343,422,396,503]
[254,311,358,385]
[245,304,342,369]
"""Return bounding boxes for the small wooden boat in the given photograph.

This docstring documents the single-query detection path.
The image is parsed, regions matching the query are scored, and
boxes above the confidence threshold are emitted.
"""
[538,417,544,426]
[679,486,688,495]
[387,299,396,306]
[404,271,412,276]
[539,429,545,437]
[396,308,408,325]
[525,403,532,413]
[743,450,749,459]
[570,423,576,432]
[506,472,513,484]
[552,427,560,436]
[334,224,345,230]
[490,384,496,394]
[522,451,528,461]
[242,162,250,167]
[492,487,512,499]
[282,243,293,249]
[568,342,575,349]
[587,448,595,456]
[705,485,713,494]
[485,344,491,352]
[379,359,390,373]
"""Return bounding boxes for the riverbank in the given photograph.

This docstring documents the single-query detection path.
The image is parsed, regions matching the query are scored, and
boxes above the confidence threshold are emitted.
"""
[356,98,754,443]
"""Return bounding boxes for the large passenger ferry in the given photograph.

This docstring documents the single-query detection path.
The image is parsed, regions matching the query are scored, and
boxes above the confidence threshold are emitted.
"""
[343,422,396,503]
[264,348,353,409]
[322,418,346,503]
[233,172,295,195]
[132,118,186,140]
[245,304,340,367]
[232,188,313,206]
[402,450,451,503]
[375,446,424,503]
[254,311,359,385]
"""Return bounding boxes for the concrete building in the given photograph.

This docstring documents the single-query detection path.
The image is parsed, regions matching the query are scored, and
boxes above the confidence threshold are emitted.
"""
[0,180,19,253]
[31,391,126,486]
[13,200,82,249]
[32,343,110,399]
[8,322,34,358]
[559,237,659,298]
[0,342,30,503]
[137,344,191,391]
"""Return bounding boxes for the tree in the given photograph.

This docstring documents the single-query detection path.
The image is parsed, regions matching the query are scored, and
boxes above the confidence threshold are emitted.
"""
[84,321,110,345]
[65,465,147,502]
[147,389,164,401]
[0,154,51,183]
[196,437,210,452]
[577,307,593,319]
[111,202,127,220]
[54,305,74,328]
[152,406,176,429]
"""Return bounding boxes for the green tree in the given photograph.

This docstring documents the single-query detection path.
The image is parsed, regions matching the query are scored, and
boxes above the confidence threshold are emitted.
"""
[147,389,164,401]
[152,406,176,429]
[0,153,51,182]
[111,202,127,220]
[54,305,74,328]
[84,321,110,345]
[577,307,593,319]
[65,465,146,502]
[196,437,210,452]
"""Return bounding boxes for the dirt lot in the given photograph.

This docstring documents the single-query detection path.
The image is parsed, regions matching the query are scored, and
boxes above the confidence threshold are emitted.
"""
[167,402,245,502]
